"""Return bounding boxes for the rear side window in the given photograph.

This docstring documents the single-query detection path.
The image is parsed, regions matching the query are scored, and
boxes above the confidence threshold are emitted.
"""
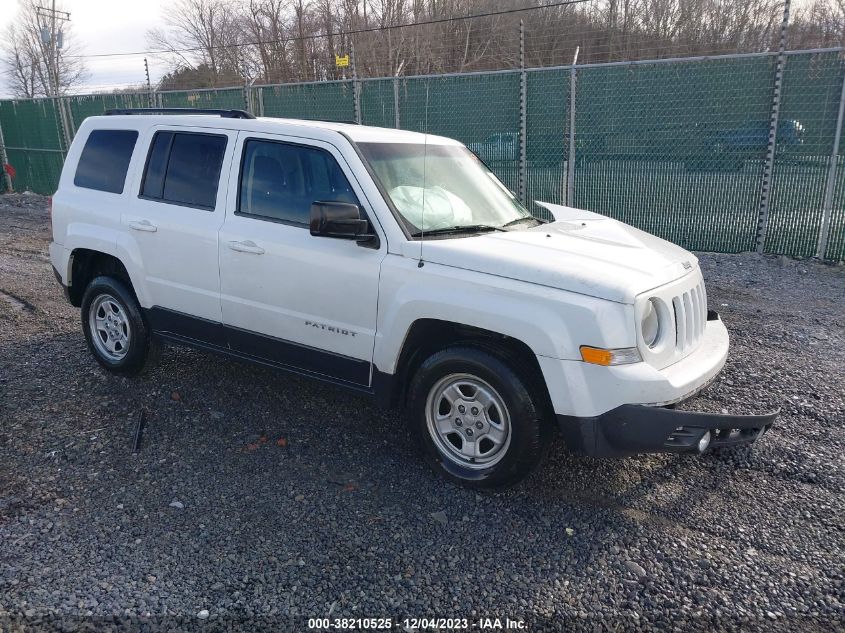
[140,131,227,210]
[237,139,359,225]
[74,129,138,194]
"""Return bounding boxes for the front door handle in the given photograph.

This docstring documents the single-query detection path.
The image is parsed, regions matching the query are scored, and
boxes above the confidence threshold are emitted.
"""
[228,240,265,255]
[128,219,157,233]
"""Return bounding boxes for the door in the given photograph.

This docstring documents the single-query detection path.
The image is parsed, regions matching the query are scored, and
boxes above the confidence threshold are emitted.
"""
[218,133,385,386]
[123,126,237,338]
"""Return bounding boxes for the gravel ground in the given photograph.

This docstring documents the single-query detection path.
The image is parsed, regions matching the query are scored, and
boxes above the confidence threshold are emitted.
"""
[0,192,843,632]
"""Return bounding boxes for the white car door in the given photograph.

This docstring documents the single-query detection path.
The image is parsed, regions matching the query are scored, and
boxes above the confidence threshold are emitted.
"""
[218,132,385,386]
[123,125,237,339]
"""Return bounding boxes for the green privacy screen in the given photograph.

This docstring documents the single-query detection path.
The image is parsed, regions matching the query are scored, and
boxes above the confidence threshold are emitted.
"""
[159,88,246,111]
[360,79,396,128]
[0,99,65,194]
[572,55,776,253]
[525,68,569,217]
[828,156,845,260]
[65,93,151,132]
[765,52,845,258]
[397,71,522,193]
[260,81,355,122]
[1,50,843,259]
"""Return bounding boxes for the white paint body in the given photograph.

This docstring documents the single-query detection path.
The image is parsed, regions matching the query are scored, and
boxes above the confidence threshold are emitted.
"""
[50,115,729,418]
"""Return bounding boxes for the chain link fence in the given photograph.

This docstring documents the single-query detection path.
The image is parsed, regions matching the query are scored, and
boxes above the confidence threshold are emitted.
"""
[0,99,66,195]
[1,48,844,260]
[573,55,778,253]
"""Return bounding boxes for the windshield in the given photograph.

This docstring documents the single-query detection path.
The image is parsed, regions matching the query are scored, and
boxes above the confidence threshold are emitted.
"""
[357,142,534,236]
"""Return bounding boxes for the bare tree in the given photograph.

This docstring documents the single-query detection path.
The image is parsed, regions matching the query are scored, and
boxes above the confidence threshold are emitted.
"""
[142,0,843,91]
[791,0,845,49]
[2,25,42,98]
[148,0,243,88]
[242,0,295,84]
[1,0,87,98]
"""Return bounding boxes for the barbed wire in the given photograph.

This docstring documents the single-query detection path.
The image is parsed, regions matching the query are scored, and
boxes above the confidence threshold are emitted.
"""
[5,0,824,96]
[62,0,592,61]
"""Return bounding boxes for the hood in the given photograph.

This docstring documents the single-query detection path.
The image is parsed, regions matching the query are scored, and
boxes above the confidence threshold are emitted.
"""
[406,203,698,303]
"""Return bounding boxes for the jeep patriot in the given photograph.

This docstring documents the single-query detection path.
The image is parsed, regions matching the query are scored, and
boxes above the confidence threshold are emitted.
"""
[49,108,777,487]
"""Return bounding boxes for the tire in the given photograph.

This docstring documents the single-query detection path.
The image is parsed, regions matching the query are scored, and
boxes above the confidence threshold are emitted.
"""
[407,346,550,488]
[80,275,151,375]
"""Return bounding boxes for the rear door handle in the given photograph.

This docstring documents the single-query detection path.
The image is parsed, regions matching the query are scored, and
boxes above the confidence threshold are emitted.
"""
[128,220,157,233]
[228,240,265,255]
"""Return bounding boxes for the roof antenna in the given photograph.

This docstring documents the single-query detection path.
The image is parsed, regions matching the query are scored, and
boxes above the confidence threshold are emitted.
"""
[418,132,428,268]
[418,83,430,268]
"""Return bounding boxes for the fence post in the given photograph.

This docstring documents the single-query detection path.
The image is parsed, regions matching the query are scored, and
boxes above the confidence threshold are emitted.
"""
[393,77,401,129]
[755,0,791,254]
[351,39,362,124]
[243,83,252,114]
[144,57,154,108]
[53,97,69,157]
[518,20,528,205]
[566,47,580,207]
[63,97,76,140]
[242,57,253,115]
[0,116,13,192]
[258,86,265,117]
[816,62,845,259]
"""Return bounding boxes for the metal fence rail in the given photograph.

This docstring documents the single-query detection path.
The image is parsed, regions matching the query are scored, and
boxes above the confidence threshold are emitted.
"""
[1,48,844,261]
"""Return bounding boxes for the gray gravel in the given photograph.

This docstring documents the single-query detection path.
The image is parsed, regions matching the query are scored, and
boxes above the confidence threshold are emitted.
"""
[0,193,843,632]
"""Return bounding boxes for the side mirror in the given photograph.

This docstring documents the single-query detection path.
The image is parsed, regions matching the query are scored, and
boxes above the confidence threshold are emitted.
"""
[310,201,375,243]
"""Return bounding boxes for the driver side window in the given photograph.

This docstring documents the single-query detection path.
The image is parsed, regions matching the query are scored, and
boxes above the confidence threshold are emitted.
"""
[237,139,359,226]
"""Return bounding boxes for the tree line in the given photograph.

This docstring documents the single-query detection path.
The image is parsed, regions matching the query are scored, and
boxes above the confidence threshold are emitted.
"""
[3,0,845,97]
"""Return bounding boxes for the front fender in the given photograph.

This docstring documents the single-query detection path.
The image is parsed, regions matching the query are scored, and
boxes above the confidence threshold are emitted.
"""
[374,255,635,374]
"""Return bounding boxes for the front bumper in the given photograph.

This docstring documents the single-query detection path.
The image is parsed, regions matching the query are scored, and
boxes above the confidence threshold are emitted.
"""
[557,405,777,457]
[538,312,732,419]
[548,310,777,456]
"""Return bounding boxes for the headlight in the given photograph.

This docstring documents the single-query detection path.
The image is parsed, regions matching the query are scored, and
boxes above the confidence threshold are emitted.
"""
[641,298,661,348]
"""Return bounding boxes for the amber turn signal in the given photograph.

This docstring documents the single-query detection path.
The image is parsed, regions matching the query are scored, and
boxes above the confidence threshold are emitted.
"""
[580,346,614,365]
[580,346,641,366]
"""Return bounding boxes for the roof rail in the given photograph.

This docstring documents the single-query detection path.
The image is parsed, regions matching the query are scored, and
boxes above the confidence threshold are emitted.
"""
[314,118,359,125]
[104,108,256,120]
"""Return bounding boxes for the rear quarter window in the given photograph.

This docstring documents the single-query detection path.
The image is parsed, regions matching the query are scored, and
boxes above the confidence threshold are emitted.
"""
[73,129,139,194]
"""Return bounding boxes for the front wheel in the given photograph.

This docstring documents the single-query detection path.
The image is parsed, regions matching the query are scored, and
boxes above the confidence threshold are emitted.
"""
[407,346,550,488]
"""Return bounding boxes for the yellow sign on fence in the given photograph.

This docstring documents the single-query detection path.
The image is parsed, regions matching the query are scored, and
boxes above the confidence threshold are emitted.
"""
[335,54,350,68]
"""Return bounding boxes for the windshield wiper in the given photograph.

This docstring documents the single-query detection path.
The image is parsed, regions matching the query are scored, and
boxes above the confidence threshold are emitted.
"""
[410,224,508,237]
[501,215,546,228]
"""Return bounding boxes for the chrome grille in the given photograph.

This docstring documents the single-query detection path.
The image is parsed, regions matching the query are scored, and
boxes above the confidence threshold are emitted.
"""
[672,279,708,353]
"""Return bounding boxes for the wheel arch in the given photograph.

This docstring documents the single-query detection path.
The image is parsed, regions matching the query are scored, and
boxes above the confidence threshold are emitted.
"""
[380,318,554,417]
[67,248,136,307]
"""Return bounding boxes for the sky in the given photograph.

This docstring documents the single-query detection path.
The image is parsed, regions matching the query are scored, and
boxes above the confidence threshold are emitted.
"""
[1,0,170,97]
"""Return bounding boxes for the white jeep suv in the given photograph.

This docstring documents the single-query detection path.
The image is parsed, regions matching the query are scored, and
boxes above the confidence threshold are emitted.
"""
[49,108,776,487]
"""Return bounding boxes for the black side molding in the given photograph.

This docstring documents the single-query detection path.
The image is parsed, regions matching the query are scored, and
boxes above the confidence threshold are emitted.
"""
[143,306,371,387]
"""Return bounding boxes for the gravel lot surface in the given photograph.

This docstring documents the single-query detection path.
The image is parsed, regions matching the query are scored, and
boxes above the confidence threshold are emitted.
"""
[0,193,843,632]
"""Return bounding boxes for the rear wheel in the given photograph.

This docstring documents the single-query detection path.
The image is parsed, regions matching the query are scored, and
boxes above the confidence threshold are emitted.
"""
[407,346,549,488]
[81,276,150,375]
